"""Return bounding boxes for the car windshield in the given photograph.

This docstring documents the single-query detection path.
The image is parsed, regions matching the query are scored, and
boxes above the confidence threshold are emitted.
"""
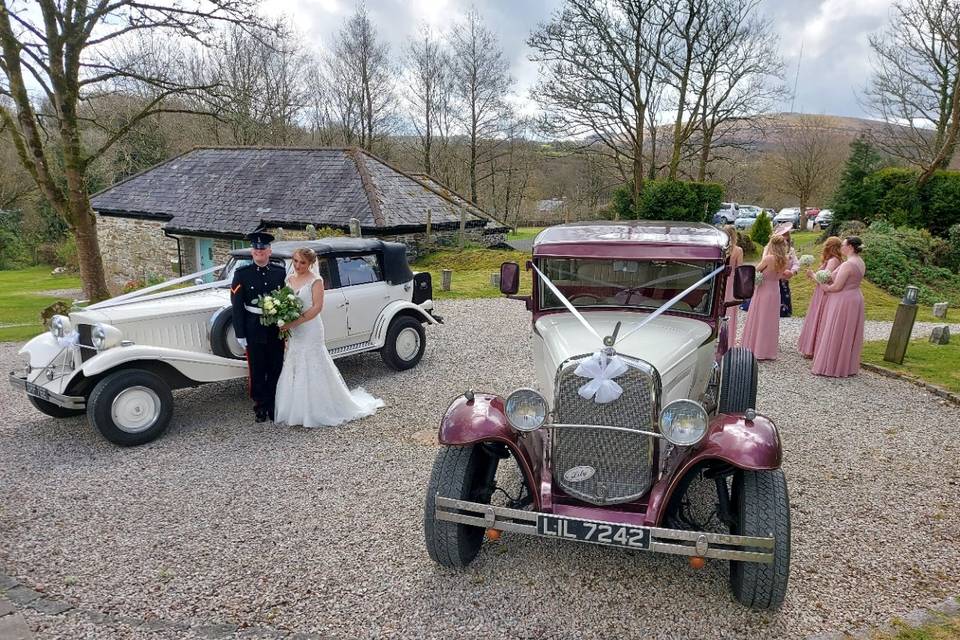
[538,258,718,316]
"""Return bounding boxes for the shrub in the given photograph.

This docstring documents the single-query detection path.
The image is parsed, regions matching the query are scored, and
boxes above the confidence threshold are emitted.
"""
[830,137,885,224]
[861,221,960,305]
[53,236,79,271]
[610,183,636,219]
[937,224,960,273]
[923,171,960,237]
[315,226,346,238]
[690,181,724,221]
[863,168,921,227]
[735,231,755,256]
[609,180,724,223]
[750,211,772,247]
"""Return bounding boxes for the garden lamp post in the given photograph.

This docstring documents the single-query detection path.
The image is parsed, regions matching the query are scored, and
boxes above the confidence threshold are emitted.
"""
[884,285,919,364]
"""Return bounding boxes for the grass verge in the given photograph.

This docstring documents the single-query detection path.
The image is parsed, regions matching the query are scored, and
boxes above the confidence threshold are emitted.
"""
[874,614,960,639]
[861,338,960,395]
[413,247,532,300]
[0,266,82,343]
[506,227,545,242]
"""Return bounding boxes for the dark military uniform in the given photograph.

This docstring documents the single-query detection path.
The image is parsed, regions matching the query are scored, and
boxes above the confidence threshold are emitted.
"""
[231,253,287,420]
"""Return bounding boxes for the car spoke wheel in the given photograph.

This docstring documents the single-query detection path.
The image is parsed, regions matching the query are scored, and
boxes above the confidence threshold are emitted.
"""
[424,444,500,567]
[110,386,162,433]
[730,469,791,610]
[381,316,426,371]
[88,369,174,446]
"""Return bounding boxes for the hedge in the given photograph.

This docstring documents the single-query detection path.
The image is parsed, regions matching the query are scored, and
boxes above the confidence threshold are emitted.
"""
[611,179,725,223]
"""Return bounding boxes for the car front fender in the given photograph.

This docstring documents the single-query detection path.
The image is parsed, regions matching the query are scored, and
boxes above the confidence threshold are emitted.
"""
[81,345,248,383]
[371,300,438,345]
[438,392,543,510]
[646,412,782,526]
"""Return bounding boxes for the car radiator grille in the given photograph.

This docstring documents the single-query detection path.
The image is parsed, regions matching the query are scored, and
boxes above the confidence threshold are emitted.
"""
[77,324,96,362]
[552,354,660,506]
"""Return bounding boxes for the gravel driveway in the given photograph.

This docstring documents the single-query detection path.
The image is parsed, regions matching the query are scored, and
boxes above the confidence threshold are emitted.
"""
[2,299,959,639]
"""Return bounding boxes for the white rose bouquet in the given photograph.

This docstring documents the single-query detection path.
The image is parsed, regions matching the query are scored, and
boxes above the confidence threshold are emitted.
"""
[814,269,832,285]
[799,254,815,268]
[254,285,303,338]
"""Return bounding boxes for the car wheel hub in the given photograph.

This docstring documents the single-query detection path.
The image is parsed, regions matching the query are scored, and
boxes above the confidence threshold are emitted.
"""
[111,386,161,433]
[396,327,421,361]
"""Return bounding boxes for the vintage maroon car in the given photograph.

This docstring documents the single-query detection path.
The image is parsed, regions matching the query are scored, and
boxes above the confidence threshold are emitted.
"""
[423,221,790,610]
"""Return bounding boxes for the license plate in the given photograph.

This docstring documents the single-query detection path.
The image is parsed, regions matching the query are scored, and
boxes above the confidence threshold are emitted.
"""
[537,514,650,550]
[25,381,50,401]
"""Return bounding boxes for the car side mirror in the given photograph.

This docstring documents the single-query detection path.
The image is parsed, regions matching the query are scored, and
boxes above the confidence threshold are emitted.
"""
[500,261,520,295]
[733,265,755,300]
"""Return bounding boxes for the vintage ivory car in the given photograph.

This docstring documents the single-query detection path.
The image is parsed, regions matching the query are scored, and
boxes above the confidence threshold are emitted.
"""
[424,221,791,610]
[10,238,439,446]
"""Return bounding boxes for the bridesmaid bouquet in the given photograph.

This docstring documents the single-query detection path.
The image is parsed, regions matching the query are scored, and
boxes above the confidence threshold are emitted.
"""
[799,254,815,268]
[754,271,764,287]
[254,285,303,336]
[814,269,832,285]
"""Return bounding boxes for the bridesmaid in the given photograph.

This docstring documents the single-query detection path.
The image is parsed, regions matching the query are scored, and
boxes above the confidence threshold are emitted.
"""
[740,235,789,360]
[723,225,744,349]
[797,236,843,358]
[812,236,866,377]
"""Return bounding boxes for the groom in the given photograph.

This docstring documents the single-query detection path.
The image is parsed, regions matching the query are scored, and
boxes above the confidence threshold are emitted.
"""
[231,231,287,422]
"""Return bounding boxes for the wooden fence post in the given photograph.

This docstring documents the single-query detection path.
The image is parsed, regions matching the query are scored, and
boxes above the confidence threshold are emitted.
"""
[426,209,432,245]
[459,209,466,249]
[441,269,452,291]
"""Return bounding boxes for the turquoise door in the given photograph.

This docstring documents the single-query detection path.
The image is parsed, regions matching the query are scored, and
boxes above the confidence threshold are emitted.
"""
[197,238,215,282]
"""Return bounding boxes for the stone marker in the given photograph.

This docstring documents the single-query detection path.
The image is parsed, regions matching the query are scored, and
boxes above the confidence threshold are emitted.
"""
[348,218,361,238]
[490,272,501,288]
[441,269,452,291]
[930,326,950,345]
[933,302,949,319]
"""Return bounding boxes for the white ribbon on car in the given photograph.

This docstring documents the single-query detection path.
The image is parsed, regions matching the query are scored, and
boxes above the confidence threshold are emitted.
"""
[56,330,80,349]
[531,262,725,404]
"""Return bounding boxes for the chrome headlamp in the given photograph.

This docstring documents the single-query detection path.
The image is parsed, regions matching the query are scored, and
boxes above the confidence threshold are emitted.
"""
[91,323,122,351]
[504,388,548,432]
[659,399,709,446]
[49,315,71,339]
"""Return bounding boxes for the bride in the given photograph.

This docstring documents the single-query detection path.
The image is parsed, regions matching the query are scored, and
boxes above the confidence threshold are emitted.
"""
[273,247,384,427]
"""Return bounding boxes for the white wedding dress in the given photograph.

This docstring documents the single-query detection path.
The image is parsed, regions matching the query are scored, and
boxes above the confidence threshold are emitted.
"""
[274,275,384,427]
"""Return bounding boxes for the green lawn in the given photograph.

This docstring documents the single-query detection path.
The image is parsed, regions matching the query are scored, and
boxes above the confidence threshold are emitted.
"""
[506,227,545,241]
[413,247,532,300]
[0,266,82,342]
[862,338,960,394]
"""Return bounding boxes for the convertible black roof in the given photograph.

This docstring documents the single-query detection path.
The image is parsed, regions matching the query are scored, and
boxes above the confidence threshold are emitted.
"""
[230,238,414,285]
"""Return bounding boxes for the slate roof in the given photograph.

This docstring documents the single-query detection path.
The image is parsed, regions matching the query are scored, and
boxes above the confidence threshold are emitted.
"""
[90,147,498,237]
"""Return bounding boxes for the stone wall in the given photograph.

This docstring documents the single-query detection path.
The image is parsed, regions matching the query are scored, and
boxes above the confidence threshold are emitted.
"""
[96,216,181,286]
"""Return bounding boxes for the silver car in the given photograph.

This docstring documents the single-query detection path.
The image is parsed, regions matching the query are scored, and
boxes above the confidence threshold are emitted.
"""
[773,207,800,229]
[734,205,763,229]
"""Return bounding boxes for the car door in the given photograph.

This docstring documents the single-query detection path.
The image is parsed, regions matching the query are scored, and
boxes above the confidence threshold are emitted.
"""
[315,257,350,347]
[335,253,390,341]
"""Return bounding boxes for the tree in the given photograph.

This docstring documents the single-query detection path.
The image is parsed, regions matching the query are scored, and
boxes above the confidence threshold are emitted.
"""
[402,25,454,176]
[326,4,396,153]
[768,116,845,229]
[866,0,960,185]
[529,0,673,206]
[0,0,266,300]
[830,137,885,224]
[450,8,512,204]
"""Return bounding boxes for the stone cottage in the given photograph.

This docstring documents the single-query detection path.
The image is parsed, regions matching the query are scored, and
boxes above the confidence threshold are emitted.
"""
[89,147,508,283]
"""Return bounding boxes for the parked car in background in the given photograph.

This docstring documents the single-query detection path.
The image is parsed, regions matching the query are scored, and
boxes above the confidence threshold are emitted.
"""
[424,221,791,610]
[734,205,763,230]
[11,239,441,446]
[815,209,833,229]
[773,207,800,229]
[712,202,739,225]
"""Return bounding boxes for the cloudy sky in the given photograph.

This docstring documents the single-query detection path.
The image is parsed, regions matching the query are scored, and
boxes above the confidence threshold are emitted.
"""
[262,0,894,120]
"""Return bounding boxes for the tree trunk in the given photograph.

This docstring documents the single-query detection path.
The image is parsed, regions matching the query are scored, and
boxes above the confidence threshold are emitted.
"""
[697,126,713,182]
[799,196,808,231]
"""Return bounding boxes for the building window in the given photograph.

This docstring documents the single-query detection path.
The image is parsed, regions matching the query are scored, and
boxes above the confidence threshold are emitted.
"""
[231,240,247,250]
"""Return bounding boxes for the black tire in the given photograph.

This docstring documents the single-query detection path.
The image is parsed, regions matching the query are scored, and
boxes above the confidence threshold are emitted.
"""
[718,347,758,414]
[210,307,245,360]
[730,469,791,610]
[424,445,499,568]
[380,315,426,371]
[87,369,174,446]
[28,395,84,418]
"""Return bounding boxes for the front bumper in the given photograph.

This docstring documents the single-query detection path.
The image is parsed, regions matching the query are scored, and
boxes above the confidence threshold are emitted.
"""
[8,372,86,410]
[435,496,775,563]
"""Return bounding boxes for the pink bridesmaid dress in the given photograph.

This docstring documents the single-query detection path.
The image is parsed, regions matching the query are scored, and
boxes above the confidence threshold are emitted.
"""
[740,265,782,360]
[797,257,841,357]
[811,260,866,377]
[724,246,744,349]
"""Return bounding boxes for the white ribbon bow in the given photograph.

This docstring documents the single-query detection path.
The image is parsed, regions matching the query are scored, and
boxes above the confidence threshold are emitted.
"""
[57,330,79,349]
[574,351,629,404]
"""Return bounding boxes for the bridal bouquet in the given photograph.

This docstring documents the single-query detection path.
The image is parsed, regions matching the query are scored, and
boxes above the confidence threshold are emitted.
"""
[799,254,815,268]
[814,269,833,285]
[254,285,302,336]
